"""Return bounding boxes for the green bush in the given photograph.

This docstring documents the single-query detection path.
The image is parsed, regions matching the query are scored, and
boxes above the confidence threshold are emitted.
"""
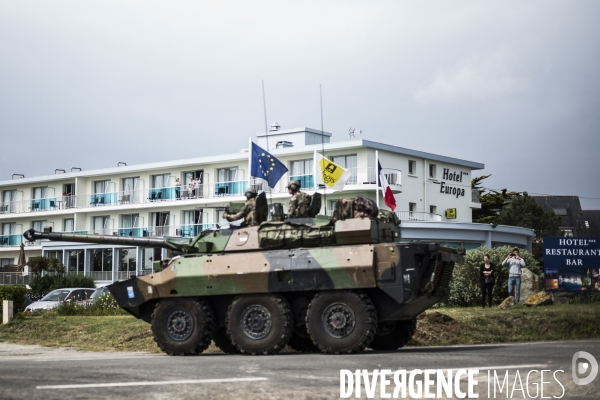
[444,245,541,307]
[29,274,96,298]
[0,285,28,315]
[56,293,127,316]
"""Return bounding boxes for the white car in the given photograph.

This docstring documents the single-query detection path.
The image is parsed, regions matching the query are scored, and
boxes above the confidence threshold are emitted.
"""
[24,288,96,312]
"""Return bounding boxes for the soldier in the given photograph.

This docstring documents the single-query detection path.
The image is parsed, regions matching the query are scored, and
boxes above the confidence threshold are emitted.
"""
[353,196,379,219]
[287,180,311,218]
[223,188,259,226]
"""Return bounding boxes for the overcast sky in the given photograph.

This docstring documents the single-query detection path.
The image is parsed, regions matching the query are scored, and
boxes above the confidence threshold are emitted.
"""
[1,1,599,208]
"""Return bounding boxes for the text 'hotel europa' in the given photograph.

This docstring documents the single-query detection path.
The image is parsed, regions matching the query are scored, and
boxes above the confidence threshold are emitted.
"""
[440,168,467,198]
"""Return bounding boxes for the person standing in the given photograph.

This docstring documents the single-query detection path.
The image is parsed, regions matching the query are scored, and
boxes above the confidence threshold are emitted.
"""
[187,177,194,199]
[480,254,496,308]
[175,178,181,200]
[502,248,525,303]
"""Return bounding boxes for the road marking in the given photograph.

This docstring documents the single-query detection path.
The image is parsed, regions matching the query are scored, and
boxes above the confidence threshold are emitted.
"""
[37,377,268,390]
[34,355,166,362]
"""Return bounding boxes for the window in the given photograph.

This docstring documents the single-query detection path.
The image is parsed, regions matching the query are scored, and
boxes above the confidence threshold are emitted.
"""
[2,190,16,213]
[118,248,137,275]
[216,210,227,224]
[93,216,110,234]
[429,164,436,179]
[217,167,239,183]
[330,154,357,183]
[94,180,111,194]
[91,248,113,280]
[32,220,47,232]
[2,222,16,236]
[560,228,574,237]
[152,174,171,189]
[1,258,14,268]
[553,208,568,216]
[585,221,590,229]
[32,186,48,199]
[183,170,204,184]
[67,250,84,273]
[121,214,139,229]
[290,159,314,188]
[409,203,417,212]
[63,218,74,232]
[150,212,170,236]
[45,250,63,263]
[430,205,437,214]
[408,160,416,175]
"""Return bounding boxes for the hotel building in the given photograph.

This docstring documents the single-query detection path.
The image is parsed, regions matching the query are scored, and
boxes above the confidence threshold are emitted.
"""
[0,126,534,286]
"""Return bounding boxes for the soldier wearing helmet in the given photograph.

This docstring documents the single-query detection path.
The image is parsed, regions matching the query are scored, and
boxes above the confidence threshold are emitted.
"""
[287,180,311,218]
[223,188,259,226]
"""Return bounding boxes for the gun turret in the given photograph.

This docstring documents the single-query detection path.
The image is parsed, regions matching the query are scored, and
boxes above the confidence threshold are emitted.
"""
[23,229,200,254]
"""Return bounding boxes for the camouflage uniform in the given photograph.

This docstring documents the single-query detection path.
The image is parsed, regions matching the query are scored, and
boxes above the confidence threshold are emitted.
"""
[288,192,311,218]
[225,198,258,226]
[353,196,379,219]
[331,196,379,221]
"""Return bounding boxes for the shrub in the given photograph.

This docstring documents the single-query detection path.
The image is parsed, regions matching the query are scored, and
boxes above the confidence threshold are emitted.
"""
[56,293,127,316]
[0,285,28,315]
[29,274,96,298]
[444,245,541,307]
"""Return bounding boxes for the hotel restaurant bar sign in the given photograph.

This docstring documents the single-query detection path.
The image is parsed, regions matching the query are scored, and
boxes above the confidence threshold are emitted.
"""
[544,237,600,292]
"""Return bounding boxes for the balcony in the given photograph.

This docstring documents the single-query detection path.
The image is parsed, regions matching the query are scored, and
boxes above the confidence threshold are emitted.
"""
[178,223,217,237]
[30,197,59,211]
[0,272,31,286]
[0,234,23,247]
[89,271,113,281]
[117,227,148,237]
[395,211,443,222]
[289,175,314,189]
[89,192,118,207]
[214,181,246,197]
[470,189,482,209]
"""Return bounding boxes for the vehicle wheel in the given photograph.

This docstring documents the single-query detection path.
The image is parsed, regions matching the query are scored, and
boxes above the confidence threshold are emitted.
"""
[212,328,239,354]
[288,325,319,352]
[369,319,416,351]
[226,294,293,355]
[151,298,215,356]
[306,291,377,354]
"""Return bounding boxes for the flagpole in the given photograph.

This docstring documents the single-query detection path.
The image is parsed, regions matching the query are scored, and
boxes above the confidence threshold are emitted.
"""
[375,150,380,207]
[248,137,252,190]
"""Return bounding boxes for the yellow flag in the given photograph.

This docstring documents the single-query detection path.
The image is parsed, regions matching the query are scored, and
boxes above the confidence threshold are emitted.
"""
[315,153,352,191]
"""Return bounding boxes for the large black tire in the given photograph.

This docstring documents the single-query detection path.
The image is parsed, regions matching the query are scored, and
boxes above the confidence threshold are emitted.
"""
[226,294,294,355]
[306,291,377,354]
[288,325,319,353]
[369,319,417,351]
[212,328,239,354]
[151,298,215,356]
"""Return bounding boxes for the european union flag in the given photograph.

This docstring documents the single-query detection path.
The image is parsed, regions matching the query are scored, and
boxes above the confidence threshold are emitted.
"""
[250,142,288,188]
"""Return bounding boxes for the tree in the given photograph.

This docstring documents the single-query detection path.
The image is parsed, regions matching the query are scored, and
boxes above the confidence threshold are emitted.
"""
[497,192,561,263]
[471,175,520,223]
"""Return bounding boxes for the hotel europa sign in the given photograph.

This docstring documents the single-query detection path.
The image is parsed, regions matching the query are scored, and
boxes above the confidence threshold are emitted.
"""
[439,168,468,198]
[544,237,600,292]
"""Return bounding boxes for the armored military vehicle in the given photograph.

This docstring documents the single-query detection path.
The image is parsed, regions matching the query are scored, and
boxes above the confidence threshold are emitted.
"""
[23,206,461,356]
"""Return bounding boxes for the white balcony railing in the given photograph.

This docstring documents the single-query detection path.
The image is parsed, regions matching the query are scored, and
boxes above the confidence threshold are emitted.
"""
[395,211,442,222]
[0,169,404,216]
[89,271,113,281]
[0,272,32,286]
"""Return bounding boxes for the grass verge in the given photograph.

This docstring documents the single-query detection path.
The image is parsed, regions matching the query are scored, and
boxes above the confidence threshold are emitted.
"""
[0,304,598,353]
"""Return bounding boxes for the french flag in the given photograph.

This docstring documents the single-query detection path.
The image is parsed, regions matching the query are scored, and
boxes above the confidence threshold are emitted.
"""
[378,161,396,211]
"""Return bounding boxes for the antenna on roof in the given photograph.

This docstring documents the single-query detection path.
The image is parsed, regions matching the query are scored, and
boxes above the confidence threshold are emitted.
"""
[261,80,273,207]
[118,162,127,167]
[349,128,355,139]
[320,84,327,215]
[55,169,65,174]
[12,174,25,179]
[71,167,82,172]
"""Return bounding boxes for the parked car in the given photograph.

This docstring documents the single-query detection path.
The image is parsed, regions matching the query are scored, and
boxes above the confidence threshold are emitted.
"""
[24,288,96,313]
[86,286,110,303]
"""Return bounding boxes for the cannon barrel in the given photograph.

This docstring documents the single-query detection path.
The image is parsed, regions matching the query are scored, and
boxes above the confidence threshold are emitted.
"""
[23,229,193,252]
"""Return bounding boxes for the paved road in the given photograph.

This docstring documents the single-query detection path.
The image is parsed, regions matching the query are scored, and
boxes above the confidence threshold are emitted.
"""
[0,340,598,399]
